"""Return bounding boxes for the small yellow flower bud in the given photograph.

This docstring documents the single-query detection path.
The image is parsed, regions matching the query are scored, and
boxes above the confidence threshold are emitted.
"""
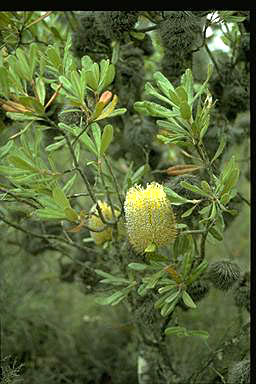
[124,182,177,254]
[88,201,117,245]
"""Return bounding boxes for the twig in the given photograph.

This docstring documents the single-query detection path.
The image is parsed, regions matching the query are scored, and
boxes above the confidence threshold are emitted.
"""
[0,212,99,254]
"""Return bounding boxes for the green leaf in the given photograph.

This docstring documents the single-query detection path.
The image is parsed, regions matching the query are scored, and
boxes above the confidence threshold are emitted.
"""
[46,45,62,71]
[164,186,192,205]
[165,289,180,304]
[160,296,180,316]
[192,64,213,103]
[96,291,125,306]
[100,124,113,155]
[62,173,77,194]
[153,71,175,97]
[64,207,79,221]
[80,130,97,156]
[211,135,227,164]
[181,250,194,280]
[175,86,188,103]
[180,101,192,120]
[187,330,209,340]
[29,42,38,77]
[131,163,150,184]
[187,259,208,284]
[91,122,101,156]
[8,155,37,171]
[144,82,174,107]
[0,67,10,98]
[158,284,177,294]
[52,186,71,209]
[200,180,212,195]
[165,326,187,336]
[104,63,115,88]
[180,181,210,197]
[173,234,194,258]
[94,269,129,284]
[35,77,46,106]
[133,101,178,118]
[222,168,240,194]
[15,47,32,81]
[181,205,197,218]
[18,96,45,115]
[220,192,232,206]
[180,69,194,105]
[0,140,14,159]
[209,226,223,241]
[144,270,164,289]
[36,207,67,220]
[182,290,197,308]
[128,263,148,271]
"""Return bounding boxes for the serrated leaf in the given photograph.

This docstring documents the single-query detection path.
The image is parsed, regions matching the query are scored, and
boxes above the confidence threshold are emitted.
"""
[182,290,197,308]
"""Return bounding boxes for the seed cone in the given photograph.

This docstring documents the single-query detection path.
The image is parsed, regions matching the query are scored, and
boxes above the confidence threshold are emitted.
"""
[208,260,241,291]
[124,182,177,254]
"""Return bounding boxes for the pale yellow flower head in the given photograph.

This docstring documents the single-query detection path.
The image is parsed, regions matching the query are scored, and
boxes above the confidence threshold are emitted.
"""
[124,182,177,254]
[89,201,118,245]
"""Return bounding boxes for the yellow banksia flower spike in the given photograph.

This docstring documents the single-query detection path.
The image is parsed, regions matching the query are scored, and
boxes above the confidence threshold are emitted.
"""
[124,182,177,254]
[88,201,118,245]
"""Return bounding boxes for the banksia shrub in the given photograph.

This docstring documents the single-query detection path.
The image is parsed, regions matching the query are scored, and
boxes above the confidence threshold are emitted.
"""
[88,201,118,245]
[207,260,241,291]
[124,182,177,254]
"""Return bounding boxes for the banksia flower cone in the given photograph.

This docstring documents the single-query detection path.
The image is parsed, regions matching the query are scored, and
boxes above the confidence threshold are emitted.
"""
[89,201,118,245]
[124,182,177,254]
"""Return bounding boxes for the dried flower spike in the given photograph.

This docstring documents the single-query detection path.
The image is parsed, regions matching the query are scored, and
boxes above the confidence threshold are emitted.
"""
[124,182,177,254]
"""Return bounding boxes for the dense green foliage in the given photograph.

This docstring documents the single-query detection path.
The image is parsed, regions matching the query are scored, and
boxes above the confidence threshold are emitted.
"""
[0,11,250,384]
